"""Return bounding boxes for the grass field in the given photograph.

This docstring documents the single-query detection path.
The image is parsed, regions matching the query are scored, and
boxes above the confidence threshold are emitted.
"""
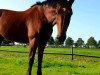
[0,46,100,75]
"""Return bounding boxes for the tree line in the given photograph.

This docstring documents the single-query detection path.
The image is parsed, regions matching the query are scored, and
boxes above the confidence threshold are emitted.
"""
[1,36,100,48]
[48,36,100,48]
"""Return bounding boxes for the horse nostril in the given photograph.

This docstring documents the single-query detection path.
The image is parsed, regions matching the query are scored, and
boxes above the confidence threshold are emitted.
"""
[56,35,60,39]
[56,37,59,40]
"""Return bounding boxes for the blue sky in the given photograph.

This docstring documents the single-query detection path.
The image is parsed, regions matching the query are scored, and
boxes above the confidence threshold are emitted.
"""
[0,0,100,42]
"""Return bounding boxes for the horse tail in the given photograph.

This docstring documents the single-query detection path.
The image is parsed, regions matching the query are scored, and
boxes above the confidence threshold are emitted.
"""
[0,10,3,17]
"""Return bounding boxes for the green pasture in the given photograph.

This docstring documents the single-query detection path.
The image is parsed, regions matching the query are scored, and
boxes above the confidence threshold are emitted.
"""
[0,46,100,75]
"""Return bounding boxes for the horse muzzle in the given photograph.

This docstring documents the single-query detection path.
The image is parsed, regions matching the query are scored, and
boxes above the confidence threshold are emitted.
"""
[56,34,66,44]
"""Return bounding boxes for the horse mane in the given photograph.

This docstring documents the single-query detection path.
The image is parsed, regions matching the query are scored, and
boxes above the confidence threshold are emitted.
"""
[31,0,68,7]
[31,1,46,7]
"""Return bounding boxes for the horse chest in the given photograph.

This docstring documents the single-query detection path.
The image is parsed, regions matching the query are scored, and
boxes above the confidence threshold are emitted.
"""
[38,25,53,40]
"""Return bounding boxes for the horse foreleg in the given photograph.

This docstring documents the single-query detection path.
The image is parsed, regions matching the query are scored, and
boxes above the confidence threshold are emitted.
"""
[27,38,37,75]
[37,44,45,75]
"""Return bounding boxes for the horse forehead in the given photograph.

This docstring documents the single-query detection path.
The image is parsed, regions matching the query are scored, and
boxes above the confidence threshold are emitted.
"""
[56,5,67,12]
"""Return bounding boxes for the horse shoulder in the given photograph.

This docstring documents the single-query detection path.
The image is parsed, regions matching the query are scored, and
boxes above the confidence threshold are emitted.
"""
[26,6,44,38]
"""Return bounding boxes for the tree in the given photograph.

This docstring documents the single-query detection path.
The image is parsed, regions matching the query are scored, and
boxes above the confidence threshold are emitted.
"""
[2,38,13,45]
[74,42,78,48]
[48,36,54,45]
[76,38,84,48]
[86,37,97,48]
[97,40,100,48]
[65,37,74,47]
[54,38,60,47]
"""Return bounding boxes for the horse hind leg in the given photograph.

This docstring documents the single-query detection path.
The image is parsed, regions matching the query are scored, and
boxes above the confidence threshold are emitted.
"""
[0,35,4,46]
[0,11,4,46]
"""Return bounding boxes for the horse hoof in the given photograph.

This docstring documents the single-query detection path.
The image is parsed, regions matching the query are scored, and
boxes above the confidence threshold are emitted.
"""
[37,71,42,75]
[26,73,31,75]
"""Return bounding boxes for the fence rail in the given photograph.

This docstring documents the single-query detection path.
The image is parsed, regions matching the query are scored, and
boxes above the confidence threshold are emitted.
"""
[0,49,100,59]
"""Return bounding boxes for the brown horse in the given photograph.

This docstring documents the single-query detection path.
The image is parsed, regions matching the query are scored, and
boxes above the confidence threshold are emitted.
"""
[0,0,74,75]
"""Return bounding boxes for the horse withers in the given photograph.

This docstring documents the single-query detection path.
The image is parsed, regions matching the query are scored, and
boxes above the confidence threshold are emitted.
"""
[0,0,74,75]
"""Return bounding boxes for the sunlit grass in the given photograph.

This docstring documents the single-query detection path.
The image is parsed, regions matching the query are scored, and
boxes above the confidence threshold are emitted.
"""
[0,46,100,75]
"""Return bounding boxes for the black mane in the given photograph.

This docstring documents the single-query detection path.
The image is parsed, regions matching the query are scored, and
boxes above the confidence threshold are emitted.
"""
[31,0,68,7]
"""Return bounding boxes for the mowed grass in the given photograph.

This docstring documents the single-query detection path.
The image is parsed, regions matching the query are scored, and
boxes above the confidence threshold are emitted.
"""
[0,46,100,75]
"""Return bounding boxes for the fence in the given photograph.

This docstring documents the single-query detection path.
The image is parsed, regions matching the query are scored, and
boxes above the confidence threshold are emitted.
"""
[0,46,100,60]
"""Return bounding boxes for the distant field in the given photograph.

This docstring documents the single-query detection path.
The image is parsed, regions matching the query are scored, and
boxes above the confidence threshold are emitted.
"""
[0,46,100,75]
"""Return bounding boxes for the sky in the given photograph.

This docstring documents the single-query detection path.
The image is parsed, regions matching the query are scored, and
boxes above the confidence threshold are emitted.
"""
[0,0,100,43]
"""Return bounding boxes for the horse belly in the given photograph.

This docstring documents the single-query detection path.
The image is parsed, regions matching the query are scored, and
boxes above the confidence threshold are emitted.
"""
[1,25,29,43]
[5,32,28,43]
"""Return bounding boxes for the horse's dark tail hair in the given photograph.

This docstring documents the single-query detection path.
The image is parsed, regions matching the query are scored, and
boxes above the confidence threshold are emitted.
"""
[0,10,3,17]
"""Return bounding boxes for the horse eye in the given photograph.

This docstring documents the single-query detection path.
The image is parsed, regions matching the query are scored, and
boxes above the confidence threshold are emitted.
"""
[63,8,66,12]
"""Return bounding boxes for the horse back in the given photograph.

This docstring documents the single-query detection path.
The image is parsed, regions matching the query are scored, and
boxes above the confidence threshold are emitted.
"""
[0,9,29,42]
[0,6,52,43]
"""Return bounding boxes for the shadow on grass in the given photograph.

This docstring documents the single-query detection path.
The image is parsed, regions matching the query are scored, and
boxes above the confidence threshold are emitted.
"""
[0,49,100,58]
[0,50,28,53]
[44,53,100,58]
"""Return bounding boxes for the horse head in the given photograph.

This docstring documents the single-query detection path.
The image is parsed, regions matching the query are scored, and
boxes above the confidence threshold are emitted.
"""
[43,0,74,44]
[56,0,74,44]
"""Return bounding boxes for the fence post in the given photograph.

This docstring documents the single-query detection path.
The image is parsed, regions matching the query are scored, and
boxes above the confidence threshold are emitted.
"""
[71,45,74,60]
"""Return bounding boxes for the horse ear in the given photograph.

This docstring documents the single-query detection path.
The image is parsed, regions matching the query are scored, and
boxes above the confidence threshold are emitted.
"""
[67,0,75,6]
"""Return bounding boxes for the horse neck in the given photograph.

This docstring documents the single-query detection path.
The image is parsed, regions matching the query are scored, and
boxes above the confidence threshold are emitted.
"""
[26,5,48,24]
